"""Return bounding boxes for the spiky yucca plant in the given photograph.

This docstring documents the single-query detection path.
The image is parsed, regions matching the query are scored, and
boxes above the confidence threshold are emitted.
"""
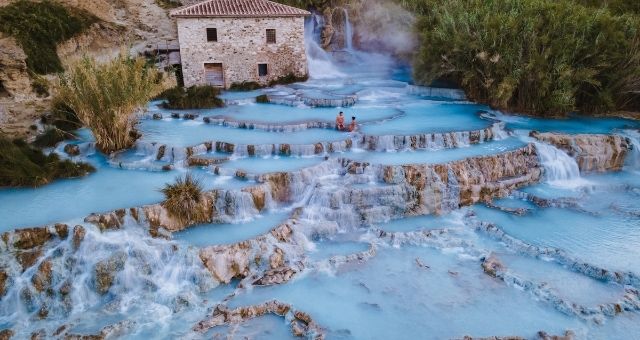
[57,54,168,153]
[161,173,209,223]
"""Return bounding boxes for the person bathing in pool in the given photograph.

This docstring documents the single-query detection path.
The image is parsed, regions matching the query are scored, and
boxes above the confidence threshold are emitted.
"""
[349,116,358,132]
[336,111,345,131]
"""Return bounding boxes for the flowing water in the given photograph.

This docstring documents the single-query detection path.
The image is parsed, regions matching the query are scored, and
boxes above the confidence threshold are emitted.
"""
[1,14,640,339]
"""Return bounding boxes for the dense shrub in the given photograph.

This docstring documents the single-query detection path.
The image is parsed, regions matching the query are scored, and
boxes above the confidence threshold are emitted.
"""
[0,136,94,187]
[0,0,97,74]
[228,81,262,91]
[228,73,309,91]
[32,128,67,148]
[574,0,640,15]
[160,85,224,109]
[161,173,209,223]
[412,0,640,116]
[256,94,270,103]
[57,54,167,154]
[154,0,182,9]
[268,73,309,87]
[47,100,83,132]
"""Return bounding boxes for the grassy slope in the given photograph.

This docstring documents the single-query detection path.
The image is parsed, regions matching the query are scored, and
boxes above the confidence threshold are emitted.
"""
[0,0,97,74]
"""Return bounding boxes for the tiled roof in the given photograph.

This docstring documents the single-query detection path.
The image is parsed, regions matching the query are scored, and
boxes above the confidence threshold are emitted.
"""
[170,0,310,18]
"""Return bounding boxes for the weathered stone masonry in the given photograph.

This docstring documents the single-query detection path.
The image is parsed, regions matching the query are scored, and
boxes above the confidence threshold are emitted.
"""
[175,15,308,88]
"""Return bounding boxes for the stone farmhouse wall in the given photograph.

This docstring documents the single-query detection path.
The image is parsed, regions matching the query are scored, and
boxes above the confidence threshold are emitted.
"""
[176,16,308,88]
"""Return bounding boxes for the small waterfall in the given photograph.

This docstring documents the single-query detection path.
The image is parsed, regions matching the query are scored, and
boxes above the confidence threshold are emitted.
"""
[305,14,344,79]
[213,190,261,223]
[343,8,353,51]
[622,129,640,171]
[491,122,510,140]
[407,85,467,101]
[534,142,588,188]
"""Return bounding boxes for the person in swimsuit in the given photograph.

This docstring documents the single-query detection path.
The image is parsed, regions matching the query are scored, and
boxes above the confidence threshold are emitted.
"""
[349,116,357,132]
[336,111,345,131]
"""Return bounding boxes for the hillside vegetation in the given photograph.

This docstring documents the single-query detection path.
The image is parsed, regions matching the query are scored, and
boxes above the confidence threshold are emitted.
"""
[0,0,97,74]
[408,0,640,116]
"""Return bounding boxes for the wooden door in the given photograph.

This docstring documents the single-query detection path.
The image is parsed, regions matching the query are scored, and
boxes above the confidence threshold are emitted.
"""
[204,63,224,87]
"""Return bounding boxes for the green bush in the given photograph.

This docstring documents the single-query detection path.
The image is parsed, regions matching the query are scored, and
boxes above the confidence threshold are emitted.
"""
[412,0,640,116]
[228,81,262,91]
[160,85,224,109]
[0,0,97,74]
[32,128,67,148]
[154,0,183,9]
[256,94,270,103]
[48,100,83,132]
[268,73,309,87]
[228,73,309,92]
[574,0,640,15]
[0,136,94,187]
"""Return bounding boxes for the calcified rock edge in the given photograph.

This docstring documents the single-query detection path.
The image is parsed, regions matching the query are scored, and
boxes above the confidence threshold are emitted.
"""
[128,122,504,164]
[0,133,635,338]
[531,131,632,172]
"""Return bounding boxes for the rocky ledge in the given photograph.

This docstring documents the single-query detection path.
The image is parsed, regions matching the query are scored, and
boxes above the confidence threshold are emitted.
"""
[531,131,631,172]
[194,300,324,338]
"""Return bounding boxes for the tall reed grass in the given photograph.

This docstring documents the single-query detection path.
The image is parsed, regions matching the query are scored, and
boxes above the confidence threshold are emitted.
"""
[411,0,640,116]
[57,54,168,153]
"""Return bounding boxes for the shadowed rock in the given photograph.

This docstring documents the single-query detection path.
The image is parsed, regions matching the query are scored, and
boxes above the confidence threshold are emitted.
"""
[31,259,52,292]
[63,144,80,156]
[94,251,127,294]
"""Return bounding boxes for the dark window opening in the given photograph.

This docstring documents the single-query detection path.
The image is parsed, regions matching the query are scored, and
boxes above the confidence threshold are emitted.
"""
[258,64,268,77]
[206,28,218,42]
[266,29,276,44]
[0,80,9,98]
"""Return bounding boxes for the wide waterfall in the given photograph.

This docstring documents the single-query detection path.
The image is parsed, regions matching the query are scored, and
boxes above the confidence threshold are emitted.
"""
[534,141,590,188]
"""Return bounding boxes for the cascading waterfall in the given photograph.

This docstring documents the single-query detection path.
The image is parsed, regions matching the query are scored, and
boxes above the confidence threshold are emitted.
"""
[622,129,640,171]
[0,223,215,338]
[534,142,589,188]
[304,14,345,79]
[343,8,353,51]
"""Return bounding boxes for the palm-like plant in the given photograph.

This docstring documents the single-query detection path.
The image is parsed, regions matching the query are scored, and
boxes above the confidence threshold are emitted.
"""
[57,54,168,153]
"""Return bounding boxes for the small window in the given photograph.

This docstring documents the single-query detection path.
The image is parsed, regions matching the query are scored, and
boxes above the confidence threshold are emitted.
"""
[266,29,276,44]
[258,64,268,77]
[206,28,217,42]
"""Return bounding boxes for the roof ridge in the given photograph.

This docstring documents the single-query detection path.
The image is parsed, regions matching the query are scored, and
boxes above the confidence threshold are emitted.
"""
[170,0,310,18]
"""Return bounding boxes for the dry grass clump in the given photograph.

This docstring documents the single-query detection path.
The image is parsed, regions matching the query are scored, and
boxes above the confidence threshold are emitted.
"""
[161,173,209,223]
[57,54,168,154]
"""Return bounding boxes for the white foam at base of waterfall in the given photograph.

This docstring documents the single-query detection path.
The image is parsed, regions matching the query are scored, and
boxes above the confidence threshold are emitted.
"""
[534,142,592,189]
[305,15,345,79]
[621,129,640,172]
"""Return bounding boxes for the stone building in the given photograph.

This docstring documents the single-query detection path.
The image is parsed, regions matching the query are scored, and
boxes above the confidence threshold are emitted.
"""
[170,0,310,88]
